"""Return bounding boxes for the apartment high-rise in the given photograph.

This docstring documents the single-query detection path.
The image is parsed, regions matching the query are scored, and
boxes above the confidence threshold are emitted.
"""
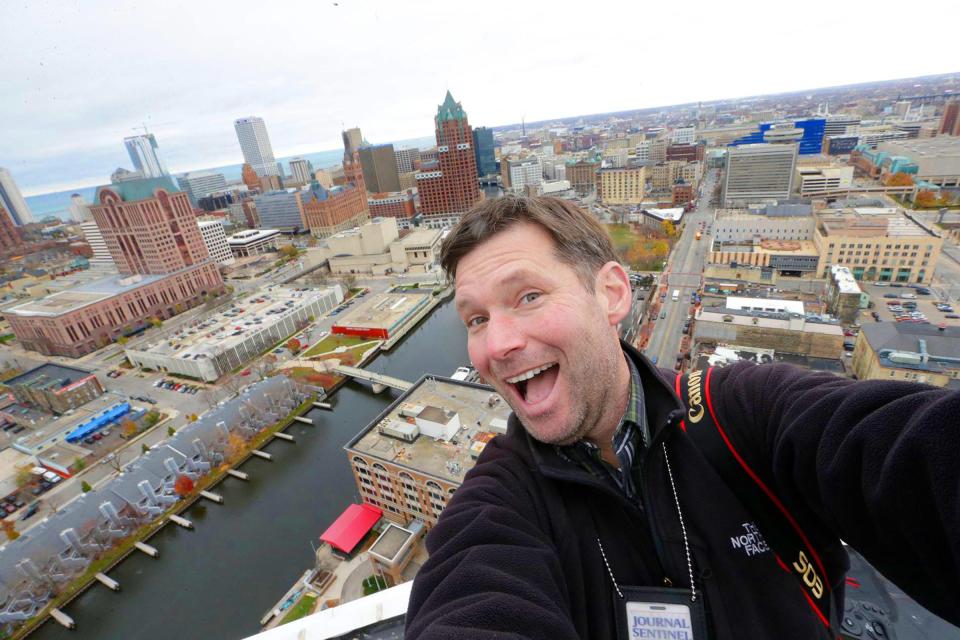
[123,134,169,178]
[90,175,213,275]
[0,204,23,252]
[0,167,34,226]
[288,158,313,184]
[939,100,960,137]
[79,220,115,270]
[723,143,798,205]
[394,147,421,173]
[198,220,235,266]
[234,116,280,177]
[473,126,496,177]
[177,171,227,206]
[416,91,482,217]
[359,144,401,192]
[342,127,364,158]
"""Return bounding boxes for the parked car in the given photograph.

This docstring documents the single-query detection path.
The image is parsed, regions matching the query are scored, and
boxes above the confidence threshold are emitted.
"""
[883,294,899,299]
[946,314,960,319]
[901,293,917,299]
[871,311,880,320]
[20,503,39,521]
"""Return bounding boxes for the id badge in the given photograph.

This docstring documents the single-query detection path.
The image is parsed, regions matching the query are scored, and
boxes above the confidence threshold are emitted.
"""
[614,585,708,640]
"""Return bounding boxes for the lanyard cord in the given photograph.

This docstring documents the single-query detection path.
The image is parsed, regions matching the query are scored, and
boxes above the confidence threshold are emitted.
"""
[597,441,696,602]
[663,442,696,602]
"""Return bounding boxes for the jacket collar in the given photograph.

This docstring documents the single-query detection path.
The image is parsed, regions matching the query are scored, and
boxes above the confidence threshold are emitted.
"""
[503,340,685,484]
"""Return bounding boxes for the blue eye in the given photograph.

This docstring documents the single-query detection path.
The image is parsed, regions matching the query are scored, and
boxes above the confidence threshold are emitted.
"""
[521,292,541,304]
[466,316,487,328]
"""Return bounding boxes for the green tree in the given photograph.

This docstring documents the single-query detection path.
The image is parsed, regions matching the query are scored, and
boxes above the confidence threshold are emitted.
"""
[144,411,160,427]
[81,481,92,493]
[141,444,150,454]
[73,457,86,472]
[167,426,177,436]
[14,465,34,490]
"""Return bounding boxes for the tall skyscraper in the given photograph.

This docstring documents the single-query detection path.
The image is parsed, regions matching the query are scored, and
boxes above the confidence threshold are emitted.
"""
[359,144,401,192]
[0,167,34,226]
[90,175,214,275]
[123,134,169,178]
[416,91,482,217]
[234,116,280,177]
[722,143,798,205]
[0,204,23,252]
[473,127,496,177]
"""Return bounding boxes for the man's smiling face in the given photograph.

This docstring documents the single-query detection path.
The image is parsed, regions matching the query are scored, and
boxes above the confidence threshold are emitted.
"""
[454,222,630,446]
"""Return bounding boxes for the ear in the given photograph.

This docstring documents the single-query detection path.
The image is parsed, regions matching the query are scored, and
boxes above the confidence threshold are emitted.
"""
[595,261,632,326]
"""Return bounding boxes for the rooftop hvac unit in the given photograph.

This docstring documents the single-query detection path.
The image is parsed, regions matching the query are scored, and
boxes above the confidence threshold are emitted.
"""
[886,351,923,365]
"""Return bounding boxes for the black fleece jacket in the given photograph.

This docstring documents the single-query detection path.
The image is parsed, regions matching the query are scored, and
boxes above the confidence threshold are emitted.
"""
[405,345,960,639]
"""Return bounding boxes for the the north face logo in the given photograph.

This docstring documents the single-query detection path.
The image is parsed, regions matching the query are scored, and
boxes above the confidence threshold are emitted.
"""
[730,522,770,557]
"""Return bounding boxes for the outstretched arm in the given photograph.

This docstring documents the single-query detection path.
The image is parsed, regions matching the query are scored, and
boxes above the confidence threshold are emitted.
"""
[405,441,579,640]
[709,361,960,624]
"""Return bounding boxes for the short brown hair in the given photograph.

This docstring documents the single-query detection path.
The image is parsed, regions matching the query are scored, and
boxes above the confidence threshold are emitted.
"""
[440,195,618,291]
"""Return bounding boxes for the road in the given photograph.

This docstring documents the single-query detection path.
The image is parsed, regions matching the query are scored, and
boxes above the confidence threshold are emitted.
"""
[644,170,720,367]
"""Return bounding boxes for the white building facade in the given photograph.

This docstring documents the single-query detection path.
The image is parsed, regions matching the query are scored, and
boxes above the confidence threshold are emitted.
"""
[123,134,169,178]
[0,167,33,226]
[198,220,235,266]
[723,143,798,205]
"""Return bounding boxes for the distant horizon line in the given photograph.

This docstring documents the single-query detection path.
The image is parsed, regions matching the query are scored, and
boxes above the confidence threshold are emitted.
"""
[19,68,960,198]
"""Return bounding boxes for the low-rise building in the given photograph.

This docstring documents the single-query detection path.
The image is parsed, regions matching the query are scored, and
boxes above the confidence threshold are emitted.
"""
[851,323,959,388]
[345,375,512,527]
[827,265,868,323]
[1,363,103,415]
[5,267,223,358]
[126,285,342,381]
[708,239,821,276]
[227,229,281,258]
[794,165,854,196]
[301,182,370,238]
[694,305,844,359]
[813,207,942,283]
[368,191,416,224]
[332,288,435,340]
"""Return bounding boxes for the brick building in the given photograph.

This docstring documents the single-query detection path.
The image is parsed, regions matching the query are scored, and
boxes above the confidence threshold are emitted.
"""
[301,137,370,237]
[666,143,706,163]
[672,180,694,206]
[368,191,416,222]
[1,363,104,415]
[0,203,22,252]
[345,376,512,528]
[566,160,599,193]
[7,176,224,357]
[416,92,482,218]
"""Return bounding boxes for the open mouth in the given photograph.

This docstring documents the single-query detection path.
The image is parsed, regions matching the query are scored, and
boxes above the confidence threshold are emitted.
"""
[506,362,558,405]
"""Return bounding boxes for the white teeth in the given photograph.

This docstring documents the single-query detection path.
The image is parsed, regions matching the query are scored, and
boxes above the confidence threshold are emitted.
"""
[506,363,556,384]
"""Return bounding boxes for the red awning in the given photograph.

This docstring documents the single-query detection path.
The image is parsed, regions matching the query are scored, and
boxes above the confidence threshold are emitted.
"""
[320,503,383,554]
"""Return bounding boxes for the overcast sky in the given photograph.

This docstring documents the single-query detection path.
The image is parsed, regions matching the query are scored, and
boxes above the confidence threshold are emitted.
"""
[2,0,957,195]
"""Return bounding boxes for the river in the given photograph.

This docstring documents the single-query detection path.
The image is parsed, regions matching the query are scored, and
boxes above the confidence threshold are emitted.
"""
[31,298,468,640]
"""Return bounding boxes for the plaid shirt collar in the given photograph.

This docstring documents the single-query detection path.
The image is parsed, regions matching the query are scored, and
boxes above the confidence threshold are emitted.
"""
[555,352,649,502]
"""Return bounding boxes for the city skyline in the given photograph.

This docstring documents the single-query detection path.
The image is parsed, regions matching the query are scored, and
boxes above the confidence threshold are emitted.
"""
[3,0,958,196]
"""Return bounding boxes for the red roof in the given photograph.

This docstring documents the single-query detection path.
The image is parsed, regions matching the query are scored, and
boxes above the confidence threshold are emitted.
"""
[320,503,383,554]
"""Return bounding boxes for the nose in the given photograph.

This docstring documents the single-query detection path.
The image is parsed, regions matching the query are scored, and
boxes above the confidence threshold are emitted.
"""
[483,312,526,362]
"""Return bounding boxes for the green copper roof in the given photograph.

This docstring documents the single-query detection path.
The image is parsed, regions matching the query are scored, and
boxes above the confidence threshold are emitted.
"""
[96,175,180,203]
[436,90,467,122]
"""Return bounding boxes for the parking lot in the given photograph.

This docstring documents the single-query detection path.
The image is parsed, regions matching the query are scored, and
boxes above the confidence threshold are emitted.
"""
[855,282,959,327]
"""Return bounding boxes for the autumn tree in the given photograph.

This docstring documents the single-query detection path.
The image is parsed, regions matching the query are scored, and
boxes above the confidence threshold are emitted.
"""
[1,519,19,541]
[122,420,139,439]
[885,172,915,187]
[173,475,195,497]
[661,220,677,237]
[225,432,247,461]
[14,465,34,490]
[915,190,939,208]
[286,338,301,353]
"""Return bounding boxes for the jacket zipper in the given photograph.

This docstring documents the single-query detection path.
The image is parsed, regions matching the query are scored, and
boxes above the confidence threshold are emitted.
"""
[639,410,684,586]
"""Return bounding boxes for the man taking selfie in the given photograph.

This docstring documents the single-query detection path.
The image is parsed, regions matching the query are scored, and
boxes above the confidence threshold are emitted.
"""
[405,195,960,639]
